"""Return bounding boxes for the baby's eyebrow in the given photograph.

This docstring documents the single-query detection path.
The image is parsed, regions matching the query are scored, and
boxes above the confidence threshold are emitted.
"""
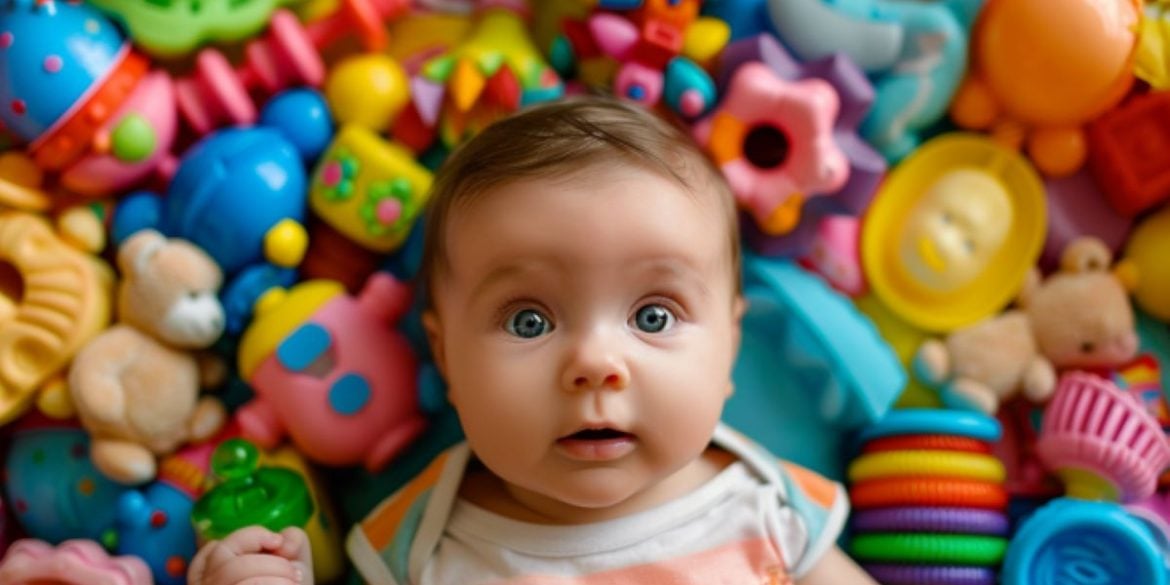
[636,259,711,297]
[470,261,559,299]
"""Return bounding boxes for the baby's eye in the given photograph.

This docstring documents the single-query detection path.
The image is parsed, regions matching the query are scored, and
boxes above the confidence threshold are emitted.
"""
[632,304,675,333]
[505,309,553,339]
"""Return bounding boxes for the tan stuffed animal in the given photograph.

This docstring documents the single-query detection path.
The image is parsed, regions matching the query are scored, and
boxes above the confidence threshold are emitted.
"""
[69,229,227,485]
[915,237,1138,414]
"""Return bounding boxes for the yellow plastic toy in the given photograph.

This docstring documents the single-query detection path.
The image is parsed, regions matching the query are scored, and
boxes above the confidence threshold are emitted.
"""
[0,211,113,425]
[1124,205,1170,321]
[1137,1,1170,89]
[309,125,434,252]
[325,54,411,131]
[261,445,346,584]
[861,133,1046,333]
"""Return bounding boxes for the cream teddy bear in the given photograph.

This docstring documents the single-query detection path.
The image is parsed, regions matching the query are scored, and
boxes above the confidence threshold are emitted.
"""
[69,230,227,485]
[915,237,1139,414]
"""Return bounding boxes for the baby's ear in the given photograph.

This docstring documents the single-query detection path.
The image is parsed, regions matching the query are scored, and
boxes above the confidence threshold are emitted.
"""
[422,310,447,379]
[730,295,747,361]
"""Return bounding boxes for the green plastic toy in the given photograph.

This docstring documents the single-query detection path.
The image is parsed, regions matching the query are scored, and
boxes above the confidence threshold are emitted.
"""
[191,438,315,541]
[88,0,302,58]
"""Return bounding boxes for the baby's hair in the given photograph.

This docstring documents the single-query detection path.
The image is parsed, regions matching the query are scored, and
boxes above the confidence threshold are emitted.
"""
[418,95,741,307]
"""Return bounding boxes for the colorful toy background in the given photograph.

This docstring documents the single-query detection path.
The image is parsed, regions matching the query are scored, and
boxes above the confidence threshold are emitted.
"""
[2,0,1170,583]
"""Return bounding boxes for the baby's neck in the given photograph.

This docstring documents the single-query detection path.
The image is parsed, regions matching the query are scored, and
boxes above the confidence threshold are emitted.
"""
[461,447,735,525]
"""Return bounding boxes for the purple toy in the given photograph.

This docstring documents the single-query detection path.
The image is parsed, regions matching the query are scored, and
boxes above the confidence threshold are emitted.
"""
[1041,169,1133,272]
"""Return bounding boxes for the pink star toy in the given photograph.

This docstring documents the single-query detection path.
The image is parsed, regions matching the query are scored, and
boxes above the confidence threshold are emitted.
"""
[694,61,849,236]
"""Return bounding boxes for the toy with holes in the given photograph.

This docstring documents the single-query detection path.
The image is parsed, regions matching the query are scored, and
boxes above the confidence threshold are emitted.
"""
[0,539,153,585]
[0,0,179,198]
[0,211,113,425]
[695,33,883,246]
[171,0,410,135]
[234,272,427,471]
[848,409,1011,585]
[949,0,1142,177]
[763,0,977,163]
[3,414,131,546]
[1036,372,1170,504]
[548,0,723,118]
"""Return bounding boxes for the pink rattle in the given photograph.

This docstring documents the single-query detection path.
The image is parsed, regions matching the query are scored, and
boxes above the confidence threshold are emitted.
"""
[1037,371,1170,503]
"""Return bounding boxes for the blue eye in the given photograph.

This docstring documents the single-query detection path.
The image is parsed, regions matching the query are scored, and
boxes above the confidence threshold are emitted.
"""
[633,304,675,333]
[505,309,553,338]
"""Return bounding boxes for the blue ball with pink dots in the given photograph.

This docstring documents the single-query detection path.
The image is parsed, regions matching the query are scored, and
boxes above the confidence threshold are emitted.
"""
[0,0,127,143]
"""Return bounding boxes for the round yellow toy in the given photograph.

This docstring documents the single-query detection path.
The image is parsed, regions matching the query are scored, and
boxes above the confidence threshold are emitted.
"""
[862,133,1046,332]
[1124,205,1170,321]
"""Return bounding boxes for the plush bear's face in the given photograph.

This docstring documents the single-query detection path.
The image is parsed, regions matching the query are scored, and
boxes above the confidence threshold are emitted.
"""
[117,231,225,349]
[1027,272,1138,369]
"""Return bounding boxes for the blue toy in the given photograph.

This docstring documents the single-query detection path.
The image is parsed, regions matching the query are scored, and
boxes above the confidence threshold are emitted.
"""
[701,0,773,41]
[116,484,198,585]
[113,88,334,332]
[765,0,980,162]
[858,408,1003,443]
[1003,498,1169,585]
[2,417,130,545]
[724,254,905,480]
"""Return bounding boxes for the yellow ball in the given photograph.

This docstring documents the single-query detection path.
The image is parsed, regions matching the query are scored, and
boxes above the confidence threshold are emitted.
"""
[1126,206,1170,321]
[325,54,410,131]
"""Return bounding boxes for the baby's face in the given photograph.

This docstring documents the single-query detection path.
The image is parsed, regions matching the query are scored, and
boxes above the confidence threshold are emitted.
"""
[896,169,1013,292]
[426,165,741,519]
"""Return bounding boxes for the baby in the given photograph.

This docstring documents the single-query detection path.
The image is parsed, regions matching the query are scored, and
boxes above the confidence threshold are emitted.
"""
[189,97,877,585]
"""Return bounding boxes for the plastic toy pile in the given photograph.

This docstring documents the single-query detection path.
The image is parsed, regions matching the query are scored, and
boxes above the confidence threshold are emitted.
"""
[1,0,1169,583]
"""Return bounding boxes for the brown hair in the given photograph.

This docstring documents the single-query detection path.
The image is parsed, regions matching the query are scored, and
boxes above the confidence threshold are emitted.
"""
[418,96,741,307]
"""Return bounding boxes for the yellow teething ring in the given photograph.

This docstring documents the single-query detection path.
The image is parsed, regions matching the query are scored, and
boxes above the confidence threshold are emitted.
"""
[0,212,112,425]
[848,449,1007,483]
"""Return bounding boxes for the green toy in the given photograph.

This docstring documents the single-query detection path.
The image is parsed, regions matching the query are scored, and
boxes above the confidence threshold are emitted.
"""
[88,0,303,58]
[192,438,315,541]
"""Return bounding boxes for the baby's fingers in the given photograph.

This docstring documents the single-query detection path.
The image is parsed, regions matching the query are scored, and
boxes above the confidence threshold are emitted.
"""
[204,554,304,585]
[197,526,285,577]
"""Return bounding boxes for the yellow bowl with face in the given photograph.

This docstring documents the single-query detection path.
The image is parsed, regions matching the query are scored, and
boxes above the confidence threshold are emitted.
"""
[861,133,1047,332]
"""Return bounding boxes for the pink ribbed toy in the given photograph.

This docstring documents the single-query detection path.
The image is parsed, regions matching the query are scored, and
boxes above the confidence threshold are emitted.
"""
[0,539,153,585]
[1037,371,1170,503]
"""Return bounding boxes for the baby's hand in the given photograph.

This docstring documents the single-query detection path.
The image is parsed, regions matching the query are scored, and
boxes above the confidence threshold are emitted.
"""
[188,526,314,585]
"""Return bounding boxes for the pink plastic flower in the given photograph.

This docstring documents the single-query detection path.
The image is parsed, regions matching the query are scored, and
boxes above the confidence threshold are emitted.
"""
[695,61,850,235]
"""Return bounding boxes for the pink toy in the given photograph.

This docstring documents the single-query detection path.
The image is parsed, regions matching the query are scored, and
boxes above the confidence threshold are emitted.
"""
[176,0,409,134]
[0,539,153,585]
[1037,371,1170,503]
[693,61,850,236]
[235,273,426,471]
[798,215,866,297]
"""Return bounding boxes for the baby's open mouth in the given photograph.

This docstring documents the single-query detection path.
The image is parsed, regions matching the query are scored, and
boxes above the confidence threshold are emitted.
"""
[559,428,633,441]
[556,428,637,461]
